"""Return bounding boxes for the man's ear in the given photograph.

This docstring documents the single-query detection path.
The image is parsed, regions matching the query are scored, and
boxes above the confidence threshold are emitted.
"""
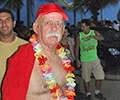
[33,22,39,34]
[13,21,16,28]
[62,25,65,35]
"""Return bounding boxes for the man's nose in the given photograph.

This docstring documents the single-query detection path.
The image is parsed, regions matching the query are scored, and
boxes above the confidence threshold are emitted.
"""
[2,21,7,27]
[51,22,58,31]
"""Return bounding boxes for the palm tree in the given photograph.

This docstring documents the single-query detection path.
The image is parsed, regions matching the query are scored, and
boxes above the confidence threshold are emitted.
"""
[88,0,119,20]
[0,0,34,27]
[73,0,119,21]
[117,9,120,21]
[0,0,73,26]
[0,0,23,23]
[26,0,34,27]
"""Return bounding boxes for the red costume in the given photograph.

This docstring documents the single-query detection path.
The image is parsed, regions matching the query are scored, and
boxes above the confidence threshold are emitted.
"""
[2,3,69,99]
[2,43,35,100]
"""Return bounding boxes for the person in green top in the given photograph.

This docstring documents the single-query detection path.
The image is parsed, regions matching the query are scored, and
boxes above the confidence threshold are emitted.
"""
[75,19,106,100]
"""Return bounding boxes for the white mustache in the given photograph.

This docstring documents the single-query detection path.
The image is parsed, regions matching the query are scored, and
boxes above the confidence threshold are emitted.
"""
[46,32,61,41]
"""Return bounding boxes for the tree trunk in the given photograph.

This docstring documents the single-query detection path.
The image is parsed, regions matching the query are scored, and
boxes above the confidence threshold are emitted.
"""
[117,9,120,21]
[73,9,76,25]
[91,10,99,21]
[26,0,32,27]
[16,8,21,23]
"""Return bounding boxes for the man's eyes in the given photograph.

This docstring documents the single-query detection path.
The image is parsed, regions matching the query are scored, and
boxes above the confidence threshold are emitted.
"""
[43,21,63,26]
[0,18,12,23]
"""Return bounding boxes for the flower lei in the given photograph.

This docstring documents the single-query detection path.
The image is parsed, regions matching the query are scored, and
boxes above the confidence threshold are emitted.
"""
[30,35,76,100]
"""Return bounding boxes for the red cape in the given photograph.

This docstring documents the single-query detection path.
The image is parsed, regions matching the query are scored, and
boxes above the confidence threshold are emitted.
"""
[2,43,35,100]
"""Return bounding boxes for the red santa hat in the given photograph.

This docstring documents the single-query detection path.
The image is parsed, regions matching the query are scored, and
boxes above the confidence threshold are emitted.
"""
[36,3,68,21]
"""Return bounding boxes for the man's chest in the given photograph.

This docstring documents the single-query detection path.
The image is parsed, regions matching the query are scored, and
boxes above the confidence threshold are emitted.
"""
[27,59,66,94]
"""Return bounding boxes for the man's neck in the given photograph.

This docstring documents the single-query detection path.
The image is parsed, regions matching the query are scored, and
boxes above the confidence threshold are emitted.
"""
[0,33,16,43]
[84,29,90,34]
[41,43,57,56]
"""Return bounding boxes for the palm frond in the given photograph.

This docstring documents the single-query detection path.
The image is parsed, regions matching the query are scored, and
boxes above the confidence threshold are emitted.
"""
[4,0,23,9]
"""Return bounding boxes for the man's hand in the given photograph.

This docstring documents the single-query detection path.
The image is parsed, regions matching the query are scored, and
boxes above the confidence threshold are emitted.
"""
[76,59,81,68]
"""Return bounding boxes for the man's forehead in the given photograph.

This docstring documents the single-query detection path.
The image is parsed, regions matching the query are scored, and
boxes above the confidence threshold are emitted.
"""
[39,12,64,20]
[0,12,11,19]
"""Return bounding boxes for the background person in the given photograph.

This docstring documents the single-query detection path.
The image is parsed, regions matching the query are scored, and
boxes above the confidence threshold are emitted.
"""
[75,19,106,100]
[61,26,75,64]
[0,8,28,98]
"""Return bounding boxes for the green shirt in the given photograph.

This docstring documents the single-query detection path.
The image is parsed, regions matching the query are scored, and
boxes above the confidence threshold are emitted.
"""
[80,30,98,62]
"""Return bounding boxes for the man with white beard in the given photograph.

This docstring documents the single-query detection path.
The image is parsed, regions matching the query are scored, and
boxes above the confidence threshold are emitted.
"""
[2,3,76,100]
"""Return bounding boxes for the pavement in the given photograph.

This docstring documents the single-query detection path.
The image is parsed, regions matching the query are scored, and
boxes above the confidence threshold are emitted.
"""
[74,72,120,100]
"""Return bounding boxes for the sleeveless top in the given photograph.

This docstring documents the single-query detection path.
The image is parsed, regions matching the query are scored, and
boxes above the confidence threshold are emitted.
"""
[79,30,98,62]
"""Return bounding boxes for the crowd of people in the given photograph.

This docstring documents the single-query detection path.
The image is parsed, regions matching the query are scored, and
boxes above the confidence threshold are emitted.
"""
[1,2,120,100]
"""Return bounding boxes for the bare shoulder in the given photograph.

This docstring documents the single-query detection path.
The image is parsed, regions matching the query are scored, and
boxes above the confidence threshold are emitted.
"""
[94,30,101,35]
[94,30,104,40]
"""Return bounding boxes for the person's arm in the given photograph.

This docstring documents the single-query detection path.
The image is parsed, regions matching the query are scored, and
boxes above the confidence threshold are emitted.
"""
[67,37,75,60]
[94,30,104,41]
